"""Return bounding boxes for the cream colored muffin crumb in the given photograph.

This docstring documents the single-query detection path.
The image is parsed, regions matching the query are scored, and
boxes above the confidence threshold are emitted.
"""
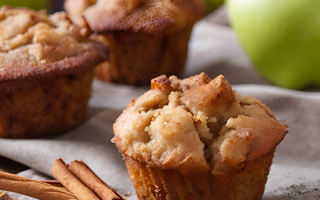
[113,73,288,176]
[0,7,91,67]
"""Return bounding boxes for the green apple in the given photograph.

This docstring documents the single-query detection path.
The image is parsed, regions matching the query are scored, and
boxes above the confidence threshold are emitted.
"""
[0,0,49,10]
[227,0,320,90]
[203,0,224,13]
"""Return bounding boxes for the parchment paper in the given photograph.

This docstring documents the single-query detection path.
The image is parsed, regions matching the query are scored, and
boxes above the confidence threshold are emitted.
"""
[1,6,320,200]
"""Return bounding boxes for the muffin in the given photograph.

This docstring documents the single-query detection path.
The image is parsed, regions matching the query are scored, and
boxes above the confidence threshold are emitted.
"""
[64,0,207,85]
[112,73,288,200]
[0,6,109,138]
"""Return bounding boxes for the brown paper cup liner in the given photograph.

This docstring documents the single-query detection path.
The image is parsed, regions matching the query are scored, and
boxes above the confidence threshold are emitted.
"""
[0,69,94,138]
[95,26,193,85]
[123,151,274,200]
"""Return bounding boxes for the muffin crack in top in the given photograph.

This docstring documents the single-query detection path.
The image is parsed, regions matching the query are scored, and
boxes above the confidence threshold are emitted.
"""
[0,6,109,82]
[112,73,289,177]
[0,7,85,64]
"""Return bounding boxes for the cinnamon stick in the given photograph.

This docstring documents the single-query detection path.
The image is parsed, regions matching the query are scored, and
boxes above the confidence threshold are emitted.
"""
[68,160,125,200]
[0,171,78,200]
[51,158,100,200]
[41,180,63,187]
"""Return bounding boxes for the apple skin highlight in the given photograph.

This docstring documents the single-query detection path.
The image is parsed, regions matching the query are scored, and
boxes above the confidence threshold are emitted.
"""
[203,0,224,13]
[0,0,49,10]
[227,0,320,90]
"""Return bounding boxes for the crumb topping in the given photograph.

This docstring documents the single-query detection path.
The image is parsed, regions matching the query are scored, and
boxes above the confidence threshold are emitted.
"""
[0,7,91,67]
[73,0,208,33]
[112,73,288,175]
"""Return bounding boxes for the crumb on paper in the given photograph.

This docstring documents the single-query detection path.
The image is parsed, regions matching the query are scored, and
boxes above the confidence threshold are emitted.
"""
[123,192,132,196]
[0,191,13,200]
[0,191,5,197]
[279,183,320,199]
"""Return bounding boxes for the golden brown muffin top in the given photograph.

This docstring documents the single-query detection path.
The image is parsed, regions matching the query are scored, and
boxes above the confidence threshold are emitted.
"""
[112,73,288,176]
[65,0,207,33]
[0,6,108,83]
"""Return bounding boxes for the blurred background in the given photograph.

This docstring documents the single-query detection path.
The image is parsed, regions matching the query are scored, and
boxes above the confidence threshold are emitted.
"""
[0,0,64,12]
[0,0,224,13]
[2,0,320,91]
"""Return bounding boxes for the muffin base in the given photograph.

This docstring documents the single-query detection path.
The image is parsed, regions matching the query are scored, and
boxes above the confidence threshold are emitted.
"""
[124,152,274,200]
[95,26,193,85]
[0,68,95,138]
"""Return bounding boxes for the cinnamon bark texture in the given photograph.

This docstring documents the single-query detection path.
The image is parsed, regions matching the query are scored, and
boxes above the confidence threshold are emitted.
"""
[51,158,126,200]
[0,171,78,200]
[40,180,64,187]
[0,159,124,200]
[51,158,100,200]
[68,160,124,200]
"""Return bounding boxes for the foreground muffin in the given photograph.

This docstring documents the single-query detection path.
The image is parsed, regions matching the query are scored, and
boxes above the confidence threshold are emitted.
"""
[112,73,288,200]
[0,7,109,138]
[64,0,207,85]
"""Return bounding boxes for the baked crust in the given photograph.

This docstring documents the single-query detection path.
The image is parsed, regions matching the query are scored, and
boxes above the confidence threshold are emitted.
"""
[0,68,95,138]
[0,7,109,138]
[80,0,207,33]
[113,73,289,199]
[94,27,191,85]
[113,73,288,174]
[0,7,109,91]
[0,44,108,93]
[64,0,206,85]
